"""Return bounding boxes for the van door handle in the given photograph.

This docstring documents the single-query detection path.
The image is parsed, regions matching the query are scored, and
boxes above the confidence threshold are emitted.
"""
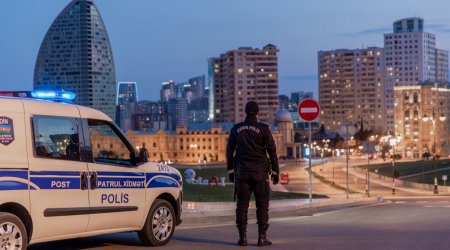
[90,172,97,190]
[80,172,88,190]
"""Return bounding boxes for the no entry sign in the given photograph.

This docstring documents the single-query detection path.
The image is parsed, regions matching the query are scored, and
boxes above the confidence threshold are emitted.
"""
[298,99,320,122]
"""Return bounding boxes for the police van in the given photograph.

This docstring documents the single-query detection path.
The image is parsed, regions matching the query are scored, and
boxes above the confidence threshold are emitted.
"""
[0,91,182,249]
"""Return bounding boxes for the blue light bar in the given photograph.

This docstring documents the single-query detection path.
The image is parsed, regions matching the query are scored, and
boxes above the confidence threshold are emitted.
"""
[31,90,76,102]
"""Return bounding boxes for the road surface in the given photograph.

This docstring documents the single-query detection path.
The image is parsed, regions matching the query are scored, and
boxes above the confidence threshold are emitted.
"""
[29,196,450,250]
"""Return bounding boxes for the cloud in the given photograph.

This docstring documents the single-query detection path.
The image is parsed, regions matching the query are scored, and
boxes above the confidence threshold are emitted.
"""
[426,23,450,33]
[337,27,392,37]
[358,27,392,35]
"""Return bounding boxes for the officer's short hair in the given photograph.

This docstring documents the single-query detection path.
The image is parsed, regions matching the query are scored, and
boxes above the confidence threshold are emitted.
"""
[245,101,259,115]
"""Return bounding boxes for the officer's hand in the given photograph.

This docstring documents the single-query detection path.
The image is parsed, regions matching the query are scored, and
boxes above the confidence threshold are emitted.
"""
[271,174,279,185]
[229,173,235,183]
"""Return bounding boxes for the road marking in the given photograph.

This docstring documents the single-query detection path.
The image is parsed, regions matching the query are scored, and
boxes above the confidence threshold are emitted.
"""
[313,201,390,217]
[417,201,428,203]
[395,201,406,204]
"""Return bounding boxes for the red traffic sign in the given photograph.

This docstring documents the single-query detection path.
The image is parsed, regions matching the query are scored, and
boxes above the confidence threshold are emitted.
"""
[298,98,320,122]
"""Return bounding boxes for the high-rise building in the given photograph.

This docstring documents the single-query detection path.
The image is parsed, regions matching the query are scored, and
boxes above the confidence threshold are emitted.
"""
[394,82,450,158]
[116,82,138,126]
[189,75,206,99]
[208,58,218,121]
[34,0,116,120]
[160,80,176,101]
[168,98,188,129]
[117,82,138,105]
[436,49,449,83]
[188,96,209,123]
[290,91,314,107]
[278,95,290,110]
[209,44,279,124]
[384,17,449,132]
[318,47,386,133]
[119,101,170,132]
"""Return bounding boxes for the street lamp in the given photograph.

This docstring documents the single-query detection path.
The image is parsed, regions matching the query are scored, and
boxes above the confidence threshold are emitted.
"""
[337,120,358,199]
[422,107,446,194]
[389,136,401,195]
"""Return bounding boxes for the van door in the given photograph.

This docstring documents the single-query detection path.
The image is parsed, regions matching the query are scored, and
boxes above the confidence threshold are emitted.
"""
[82,119,146,232]
[27,115,90,239]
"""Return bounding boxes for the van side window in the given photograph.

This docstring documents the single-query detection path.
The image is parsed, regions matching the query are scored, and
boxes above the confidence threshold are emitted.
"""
[33,116,80,161]
[87,120,133,166]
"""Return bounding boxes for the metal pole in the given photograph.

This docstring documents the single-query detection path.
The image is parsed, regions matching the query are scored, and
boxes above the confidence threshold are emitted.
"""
[433,114,438,194]
[332,160,335,184]
[366,154,370,197]
[346,129,349,199]
[392,143,396,195]
[308,122,312,202]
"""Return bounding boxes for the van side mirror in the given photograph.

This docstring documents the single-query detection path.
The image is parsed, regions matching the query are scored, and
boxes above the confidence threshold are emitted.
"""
[138,147,149,163]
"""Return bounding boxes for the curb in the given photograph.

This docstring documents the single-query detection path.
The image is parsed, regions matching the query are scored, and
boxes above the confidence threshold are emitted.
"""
[181,197,380,225]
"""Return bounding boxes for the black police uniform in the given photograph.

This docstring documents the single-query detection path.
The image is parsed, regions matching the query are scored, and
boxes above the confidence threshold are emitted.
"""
[226,110,279,246]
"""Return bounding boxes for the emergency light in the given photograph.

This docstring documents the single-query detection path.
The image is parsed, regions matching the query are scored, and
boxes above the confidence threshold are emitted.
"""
[31,90,76,102]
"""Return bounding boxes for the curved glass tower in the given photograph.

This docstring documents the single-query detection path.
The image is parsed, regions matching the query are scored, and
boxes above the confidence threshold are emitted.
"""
[34,0,116,120]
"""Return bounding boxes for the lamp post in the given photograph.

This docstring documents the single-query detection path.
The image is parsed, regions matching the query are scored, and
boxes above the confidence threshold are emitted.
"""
[362,141,376,197]
[389,136,401,195]
[338,121,358,199]
[422,107,446,194]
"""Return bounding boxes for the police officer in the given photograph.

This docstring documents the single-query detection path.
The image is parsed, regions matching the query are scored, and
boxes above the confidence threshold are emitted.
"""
[226,101,279,247]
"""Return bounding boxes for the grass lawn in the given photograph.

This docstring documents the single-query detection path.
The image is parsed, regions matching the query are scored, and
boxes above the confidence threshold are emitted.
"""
[178,167,328,202]
[357,159,450,185]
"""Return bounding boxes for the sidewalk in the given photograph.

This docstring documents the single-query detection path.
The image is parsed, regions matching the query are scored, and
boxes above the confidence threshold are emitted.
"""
[181,197,380,224]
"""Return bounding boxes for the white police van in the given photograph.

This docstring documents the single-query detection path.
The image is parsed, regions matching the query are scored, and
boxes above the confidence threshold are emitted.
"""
[0,91,182,249]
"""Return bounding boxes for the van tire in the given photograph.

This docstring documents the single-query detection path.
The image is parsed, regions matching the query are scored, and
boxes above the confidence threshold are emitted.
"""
[138,199,175,246]
[0,212,28,250]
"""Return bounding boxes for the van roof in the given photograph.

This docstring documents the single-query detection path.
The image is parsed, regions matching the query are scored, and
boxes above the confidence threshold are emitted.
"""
[0,96,112,122]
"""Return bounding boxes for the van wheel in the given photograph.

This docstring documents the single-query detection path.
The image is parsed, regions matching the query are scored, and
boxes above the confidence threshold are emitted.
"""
[138,199,175,246]
[0,212,28,250]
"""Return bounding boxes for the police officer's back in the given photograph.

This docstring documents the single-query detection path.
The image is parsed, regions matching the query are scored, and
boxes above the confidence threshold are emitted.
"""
[226,101,279,246]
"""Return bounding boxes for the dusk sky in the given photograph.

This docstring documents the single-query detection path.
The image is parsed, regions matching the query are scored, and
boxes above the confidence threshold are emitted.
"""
[2,0,450,101]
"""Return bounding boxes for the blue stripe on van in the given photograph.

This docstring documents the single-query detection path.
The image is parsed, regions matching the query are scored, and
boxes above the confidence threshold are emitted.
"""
[0,170,29,191]
[0,170,28,179]
[0,181,28,191]
[147,177,179,188]
[146,173,181,182]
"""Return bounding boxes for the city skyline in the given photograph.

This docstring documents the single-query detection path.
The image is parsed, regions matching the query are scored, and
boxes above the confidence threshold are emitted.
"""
[3,1,450,101]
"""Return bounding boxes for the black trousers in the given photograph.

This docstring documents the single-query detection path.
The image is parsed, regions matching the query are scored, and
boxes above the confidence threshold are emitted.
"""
[236,171,270,227]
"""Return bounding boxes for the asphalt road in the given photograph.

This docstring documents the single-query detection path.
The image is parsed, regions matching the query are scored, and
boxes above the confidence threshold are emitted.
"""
[279,158,423,197]
[29,196,450,250]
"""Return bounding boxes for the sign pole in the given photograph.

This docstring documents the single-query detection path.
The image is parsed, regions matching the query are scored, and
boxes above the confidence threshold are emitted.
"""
[297,98,320,203]
[308,121,312,202]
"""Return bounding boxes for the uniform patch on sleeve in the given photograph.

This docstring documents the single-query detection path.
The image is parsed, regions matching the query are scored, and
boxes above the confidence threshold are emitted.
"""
[0,117,14,146]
